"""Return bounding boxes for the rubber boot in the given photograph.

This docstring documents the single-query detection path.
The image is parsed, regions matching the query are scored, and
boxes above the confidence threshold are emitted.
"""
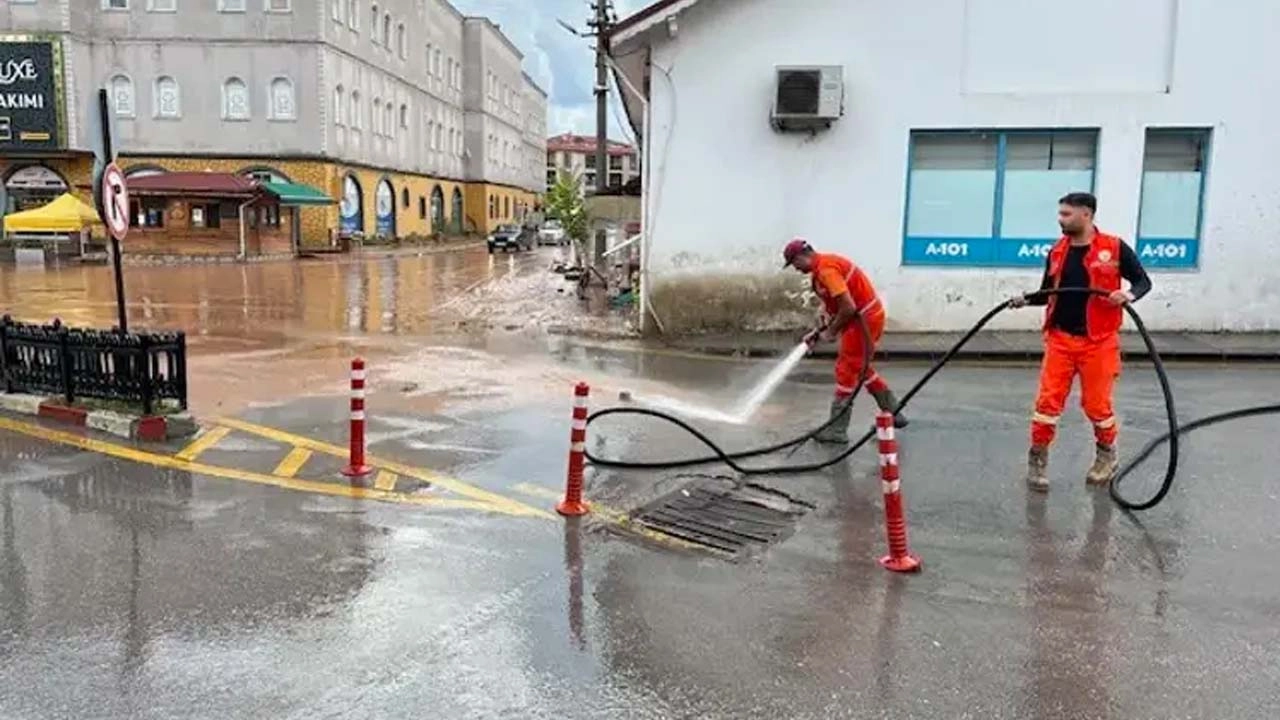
[870,388,909,429]
[1086,443,1118,486]
[1027,445,1049,492]
[813,398,852,444]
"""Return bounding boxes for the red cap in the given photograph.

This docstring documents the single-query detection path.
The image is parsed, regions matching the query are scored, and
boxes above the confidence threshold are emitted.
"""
[782,238,811,267]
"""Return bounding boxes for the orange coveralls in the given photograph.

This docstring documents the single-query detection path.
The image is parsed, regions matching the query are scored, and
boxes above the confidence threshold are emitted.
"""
[810,253,889,400]
[1030,232,1150,448]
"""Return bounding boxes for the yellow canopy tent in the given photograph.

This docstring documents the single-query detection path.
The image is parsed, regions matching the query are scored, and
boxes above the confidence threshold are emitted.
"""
[3,193,103,234]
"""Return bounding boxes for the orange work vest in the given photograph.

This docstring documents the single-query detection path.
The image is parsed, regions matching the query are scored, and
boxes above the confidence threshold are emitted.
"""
[1043,231,1124,340]
[811,253,881,317]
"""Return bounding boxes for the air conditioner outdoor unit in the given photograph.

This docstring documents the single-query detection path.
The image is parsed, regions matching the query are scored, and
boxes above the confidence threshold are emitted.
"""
[771,65,844,132]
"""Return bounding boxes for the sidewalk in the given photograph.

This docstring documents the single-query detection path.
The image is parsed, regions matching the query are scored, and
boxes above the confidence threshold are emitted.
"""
[658,330,1280,361]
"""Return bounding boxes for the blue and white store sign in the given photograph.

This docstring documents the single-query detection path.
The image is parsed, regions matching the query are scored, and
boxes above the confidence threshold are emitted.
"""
[902,238,1059,268]
[375,179,395,237]
[903,236,1198,270]
[1134,238,1198,269]
[339,175,363,234]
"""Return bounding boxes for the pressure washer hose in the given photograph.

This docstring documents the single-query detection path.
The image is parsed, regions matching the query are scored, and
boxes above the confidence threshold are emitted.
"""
[584,288,1280,512]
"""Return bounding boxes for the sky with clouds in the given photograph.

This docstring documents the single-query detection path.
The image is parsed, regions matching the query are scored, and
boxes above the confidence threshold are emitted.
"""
[451,0,649,142]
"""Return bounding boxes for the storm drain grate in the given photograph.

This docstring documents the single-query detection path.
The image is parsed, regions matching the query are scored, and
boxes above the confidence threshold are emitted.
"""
[629,478,815,559]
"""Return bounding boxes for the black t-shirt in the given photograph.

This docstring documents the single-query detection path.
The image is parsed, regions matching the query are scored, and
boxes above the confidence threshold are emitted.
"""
[1050,245,1092,336]
[1029,239,1152,336]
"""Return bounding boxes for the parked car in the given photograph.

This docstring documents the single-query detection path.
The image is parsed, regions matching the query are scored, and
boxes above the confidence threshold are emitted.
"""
[488,224,532,253]
[538,219,567,246]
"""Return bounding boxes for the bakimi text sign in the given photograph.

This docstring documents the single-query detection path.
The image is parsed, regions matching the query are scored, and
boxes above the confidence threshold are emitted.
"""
[0,40,64,152]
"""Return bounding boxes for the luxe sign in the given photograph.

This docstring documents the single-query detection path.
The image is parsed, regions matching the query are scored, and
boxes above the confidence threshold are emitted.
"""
[0,40,64,151]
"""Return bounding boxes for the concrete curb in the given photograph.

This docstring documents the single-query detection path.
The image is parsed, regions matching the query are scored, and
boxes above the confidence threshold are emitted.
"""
[0,393,198,442]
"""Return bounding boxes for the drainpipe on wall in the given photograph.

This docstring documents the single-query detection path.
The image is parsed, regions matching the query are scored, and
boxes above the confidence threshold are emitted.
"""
[605,54,664,335]
[237,198,254,261]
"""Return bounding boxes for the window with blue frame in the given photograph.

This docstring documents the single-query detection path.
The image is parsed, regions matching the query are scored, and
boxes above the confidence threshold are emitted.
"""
[902,129,1098,267]
[1137,128,1209,269]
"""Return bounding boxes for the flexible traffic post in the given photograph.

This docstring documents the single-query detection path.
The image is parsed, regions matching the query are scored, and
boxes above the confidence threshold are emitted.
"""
[557,382,591,516]
[342,357,372,478]
[877,411,921,573]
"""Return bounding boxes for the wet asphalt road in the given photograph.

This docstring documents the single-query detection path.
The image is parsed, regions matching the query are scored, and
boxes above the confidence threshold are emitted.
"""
[3,347,1280,718]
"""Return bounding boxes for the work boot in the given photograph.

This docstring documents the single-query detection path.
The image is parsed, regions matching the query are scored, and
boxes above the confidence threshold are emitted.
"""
[813,399,852,444]
[1086,443,1118,486]
[1026,445,1050,492]
[870,388,909,429]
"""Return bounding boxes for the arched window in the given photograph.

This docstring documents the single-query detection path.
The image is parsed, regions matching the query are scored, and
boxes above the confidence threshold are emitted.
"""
[370,5,379,43]
[270,77,295,120]
[382,13,391,48]
[430,185,444,230]
[348,0,358,28]
[351,91,361,129]
[333,84,344,125]
[451,187,463,233]
[372,96,381,134]
[396,23,406,59]
[385,102,394,138]
[110,74,134,116]
[222,77,250,120]
[399,103,407,129]
[154,76,181,118]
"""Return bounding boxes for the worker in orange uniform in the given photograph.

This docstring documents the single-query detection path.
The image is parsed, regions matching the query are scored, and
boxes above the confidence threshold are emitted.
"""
[783,238,907,443]
[1009,192,1152,491]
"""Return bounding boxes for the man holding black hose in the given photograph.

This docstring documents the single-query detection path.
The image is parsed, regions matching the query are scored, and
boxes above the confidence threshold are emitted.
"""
[1009,192,1152,491]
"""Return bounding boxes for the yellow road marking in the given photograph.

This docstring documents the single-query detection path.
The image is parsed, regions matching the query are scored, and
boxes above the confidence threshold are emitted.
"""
[374,470,398,491]
[174,426,231,462]
[214,416,549,519]
[273,447,313,478]
[0,416,515,517]
[512,482,562,501]
[511,482,723,555]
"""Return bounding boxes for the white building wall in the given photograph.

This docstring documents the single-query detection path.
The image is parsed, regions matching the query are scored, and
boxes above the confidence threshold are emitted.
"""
[636,0,1280,332]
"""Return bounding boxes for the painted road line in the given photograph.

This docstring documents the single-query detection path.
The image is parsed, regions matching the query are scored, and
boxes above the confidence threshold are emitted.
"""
[174,426,232,462]
[214,417,549,519]
[374,470,398,491]
[273,447,313,478]
[510,482,724,556]
[0,416,516,517]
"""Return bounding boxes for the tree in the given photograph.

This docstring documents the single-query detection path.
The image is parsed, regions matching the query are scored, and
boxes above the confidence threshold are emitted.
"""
[544,170,589,244]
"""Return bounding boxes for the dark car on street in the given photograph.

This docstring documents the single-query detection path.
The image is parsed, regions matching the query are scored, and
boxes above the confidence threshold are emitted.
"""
[487,224,533,253]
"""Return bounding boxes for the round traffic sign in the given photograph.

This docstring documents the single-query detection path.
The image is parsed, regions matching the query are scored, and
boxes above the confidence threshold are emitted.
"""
[100,162,130,242]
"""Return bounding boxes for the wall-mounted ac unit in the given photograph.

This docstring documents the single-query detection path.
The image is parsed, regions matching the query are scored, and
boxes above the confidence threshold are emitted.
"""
[771,65,844,132]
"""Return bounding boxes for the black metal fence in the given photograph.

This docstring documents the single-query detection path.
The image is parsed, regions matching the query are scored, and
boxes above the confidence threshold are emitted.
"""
[0,316,187,415]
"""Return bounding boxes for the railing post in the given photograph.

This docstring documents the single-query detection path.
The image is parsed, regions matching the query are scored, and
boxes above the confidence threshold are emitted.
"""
[139,334,154,416]
[0,315,11,394]
[175,331,188,410]
[55,319,74,406]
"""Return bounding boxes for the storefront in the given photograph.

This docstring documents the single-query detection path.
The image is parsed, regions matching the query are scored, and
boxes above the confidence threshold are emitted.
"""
[0,37,72,224]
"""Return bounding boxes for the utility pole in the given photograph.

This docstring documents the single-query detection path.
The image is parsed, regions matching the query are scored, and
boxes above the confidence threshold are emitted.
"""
[587,0,615,274]
[588,0,613,198]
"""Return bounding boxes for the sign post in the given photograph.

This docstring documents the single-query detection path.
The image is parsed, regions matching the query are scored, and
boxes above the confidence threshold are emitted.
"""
[91,88,129,333]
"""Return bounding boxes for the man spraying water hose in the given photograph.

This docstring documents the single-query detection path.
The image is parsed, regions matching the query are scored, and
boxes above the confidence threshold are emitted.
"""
[783,238,907,443]
[1008,192,1152,492]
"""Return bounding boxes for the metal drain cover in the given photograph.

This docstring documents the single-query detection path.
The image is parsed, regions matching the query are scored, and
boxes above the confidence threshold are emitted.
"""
[629,478,815,559]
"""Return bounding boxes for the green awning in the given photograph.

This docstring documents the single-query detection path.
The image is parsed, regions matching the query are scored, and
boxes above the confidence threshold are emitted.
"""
[261,182,334,206]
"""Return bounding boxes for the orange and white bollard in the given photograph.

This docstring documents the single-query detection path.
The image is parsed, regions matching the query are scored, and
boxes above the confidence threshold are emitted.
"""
[557,382,590,516]
[341,357,372,478]
[877,411,921,573]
